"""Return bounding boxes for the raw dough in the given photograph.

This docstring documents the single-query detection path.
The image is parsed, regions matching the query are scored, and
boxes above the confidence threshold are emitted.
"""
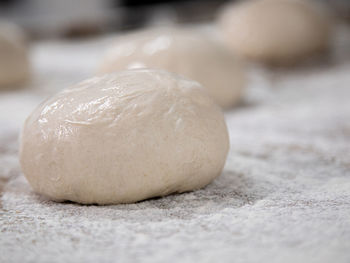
[0,23,30,88]
[98,28,245,109]
[19,69,229,205]
[218,0,331,65]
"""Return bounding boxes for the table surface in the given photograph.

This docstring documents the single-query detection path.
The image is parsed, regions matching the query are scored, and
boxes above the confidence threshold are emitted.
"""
[1,24,350,263]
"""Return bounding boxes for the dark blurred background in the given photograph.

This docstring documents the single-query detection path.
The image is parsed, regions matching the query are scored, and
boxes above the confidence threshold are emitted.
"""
[0,0,349,39]
[0,0,229,38]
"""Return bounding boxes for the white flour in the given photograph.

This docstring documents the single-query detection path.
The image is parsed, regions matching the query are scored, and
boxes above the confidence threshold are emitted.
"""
[0,26,350,263]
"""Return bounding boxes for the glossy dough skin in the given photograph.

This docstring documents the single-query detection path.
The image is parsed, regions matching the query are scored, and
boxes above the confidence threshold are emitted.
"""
[0,23,30,88]
[20,70,230,205]
[218,0,330,65]
[98,28,245,109]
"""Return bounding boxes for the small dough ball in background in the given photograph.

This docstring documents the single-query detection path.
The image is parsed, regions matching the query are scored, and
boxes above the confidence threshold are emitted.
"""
[98,28,245,109]
[218,0,331,65]
[0,22,30,88]
[20,69,229,205]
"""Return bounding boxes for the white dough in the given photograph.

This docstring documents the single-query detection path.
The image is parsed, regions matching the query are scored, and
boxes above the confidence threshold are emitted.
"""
[218,0,331,65]
[0,23,30,88]
[98,28,245,109]
[19,69,229,205]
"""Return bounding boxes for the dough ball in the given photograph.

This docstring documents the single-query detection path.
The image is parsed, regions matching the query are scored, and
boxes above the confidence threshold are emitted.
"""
[0,23,30,88]
[218,0,331,65]
[20,69,229,205]
[98,28,245,109]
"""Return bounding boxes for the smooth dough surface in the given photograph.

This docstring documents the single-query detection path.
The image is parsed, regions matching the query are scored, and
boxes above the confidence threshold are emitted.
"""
[98,28,245,109]
[20,69,229,205]
[218,0,331,65]
[0,23,30,88]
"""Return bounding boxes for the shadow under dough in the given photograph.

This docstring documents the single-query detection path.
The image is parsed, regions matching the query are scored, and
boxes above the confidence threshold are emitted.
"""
[29,171,269,221]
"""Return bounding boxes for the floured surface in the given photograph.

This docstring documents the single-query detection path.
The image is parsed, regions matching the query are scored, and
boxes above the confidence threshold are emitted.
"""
[1,25,350,263]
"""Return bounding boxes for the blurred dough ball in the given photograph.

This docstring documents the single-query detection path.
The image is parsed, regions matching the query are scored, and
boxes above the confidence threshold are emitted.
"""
[218,0,331,65]
[98,28,245,109]
[20,69,229,205]
[0,23,30,88]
